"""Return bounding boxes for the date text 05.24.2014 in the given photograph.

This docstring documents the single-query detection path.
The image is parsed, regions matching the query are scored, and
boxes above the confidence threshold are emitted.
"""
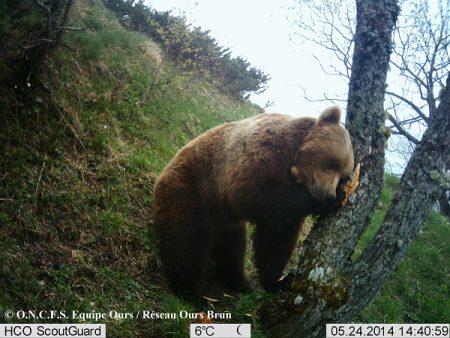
[326,324,449,338]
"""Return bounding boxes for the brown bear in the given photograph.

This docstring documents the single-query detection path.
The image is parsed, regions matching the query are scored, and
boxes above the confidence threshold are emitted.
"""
[153,106,354,295]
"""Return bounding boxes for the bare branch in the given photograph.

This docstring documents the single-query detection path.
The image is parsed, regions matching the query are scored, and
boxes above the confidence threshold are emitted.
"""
[388,113,420,144]
[56,26,85,31]
[34,0,51,36]
[310,54,346,78]
[19,39,56,50]
[386,91,429,123]
[298,85,346,104]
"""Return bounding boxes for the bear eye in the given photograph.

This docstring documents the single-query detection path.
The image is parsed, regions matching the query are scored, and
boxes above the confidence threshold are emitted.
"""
[328,160,339,171]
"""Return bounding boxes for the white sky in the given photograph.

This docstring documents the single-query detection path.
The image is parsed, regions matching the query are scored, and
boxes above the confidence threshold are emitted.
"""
[145,0,347,119]
[144,0,445,174]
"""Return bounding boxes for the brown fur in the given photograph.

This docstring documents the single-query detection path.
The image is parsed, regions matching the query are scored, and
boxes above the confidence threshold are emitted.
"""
[153,107,354,294]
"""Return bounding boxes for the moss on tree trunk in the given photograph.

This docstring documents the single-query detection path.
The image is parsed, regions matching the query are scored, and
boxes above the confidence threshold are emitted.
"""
[257,1,448,336]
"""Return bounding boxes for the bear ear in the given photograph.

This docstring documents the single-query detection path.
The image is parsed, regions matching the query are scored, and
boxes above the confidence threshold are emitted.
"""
[317,106,341,126]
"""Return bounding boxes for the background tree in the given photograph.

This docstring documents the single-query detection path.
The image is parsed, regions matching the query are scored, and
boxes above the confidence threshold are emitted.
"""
[292,0,450,215]
[386,0,449,214]
[260,0,450,336]
[0,0,78,88]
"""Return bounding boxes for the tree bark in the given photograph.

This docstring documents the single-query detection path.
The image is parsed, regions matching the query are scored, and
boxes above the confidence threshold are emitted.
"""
[340,75,450,319]
[261,0,450,333]
[438,161,450,217]
[260,0,401,336]
[439,191,450,217]
[260,1,450,336]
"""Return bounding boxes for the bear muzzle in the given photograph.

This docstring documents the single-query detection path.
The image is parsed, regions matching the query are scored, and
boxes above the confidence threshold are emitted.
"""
[310,175,339,204]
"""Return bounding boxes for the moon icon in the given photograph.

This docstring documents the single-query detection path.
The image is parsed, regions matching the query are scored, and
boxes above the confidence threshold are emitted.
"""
[236,324,242,336]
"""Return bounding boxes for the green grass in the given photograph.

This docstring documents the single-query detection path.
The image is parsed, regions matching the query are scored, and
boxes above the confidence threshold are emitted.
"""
[352,175,400,259]
[356,177,450,323]
[0,1,260,336]
[1,0,448,336]
[159,295,195,338]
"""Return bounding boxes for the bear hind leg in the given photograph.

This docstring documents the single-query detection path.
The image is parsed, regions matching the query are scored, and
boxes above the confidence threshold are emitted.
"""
[155,196,213,296]
[212,223,253,293]
[160,230,212,296]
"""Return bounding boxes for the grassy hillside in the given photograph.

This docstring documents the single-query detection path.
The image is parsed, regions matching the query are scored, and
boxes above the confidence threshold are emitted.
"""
[357,177,450,323]
[0,1,448,337]
[0,1,262,336]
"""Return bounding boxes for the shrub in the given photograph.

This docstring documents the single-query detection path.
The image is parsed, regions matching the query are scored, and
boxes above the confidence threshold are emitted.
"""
[103,0,269,99]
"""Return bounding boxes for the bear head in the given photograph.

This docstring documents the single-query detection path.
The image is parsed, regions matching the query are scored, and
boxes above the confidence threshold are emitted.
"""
[291,107,354,204]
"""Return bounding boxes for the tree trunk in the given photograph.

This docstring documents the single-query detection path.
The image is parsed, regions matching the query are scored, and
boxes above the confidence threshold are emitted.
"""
[340,76,450,319]
[438,162,450,217]
[258,2,448,337]
[439,190,450,217]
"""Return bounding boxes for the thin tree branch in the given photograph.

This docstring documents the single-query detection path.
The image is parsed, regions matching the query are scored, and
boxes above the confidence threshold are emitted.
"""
[57,26,84,31]
[343,74,450,320]
[388,113,420,144]
[386,90,429,123]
